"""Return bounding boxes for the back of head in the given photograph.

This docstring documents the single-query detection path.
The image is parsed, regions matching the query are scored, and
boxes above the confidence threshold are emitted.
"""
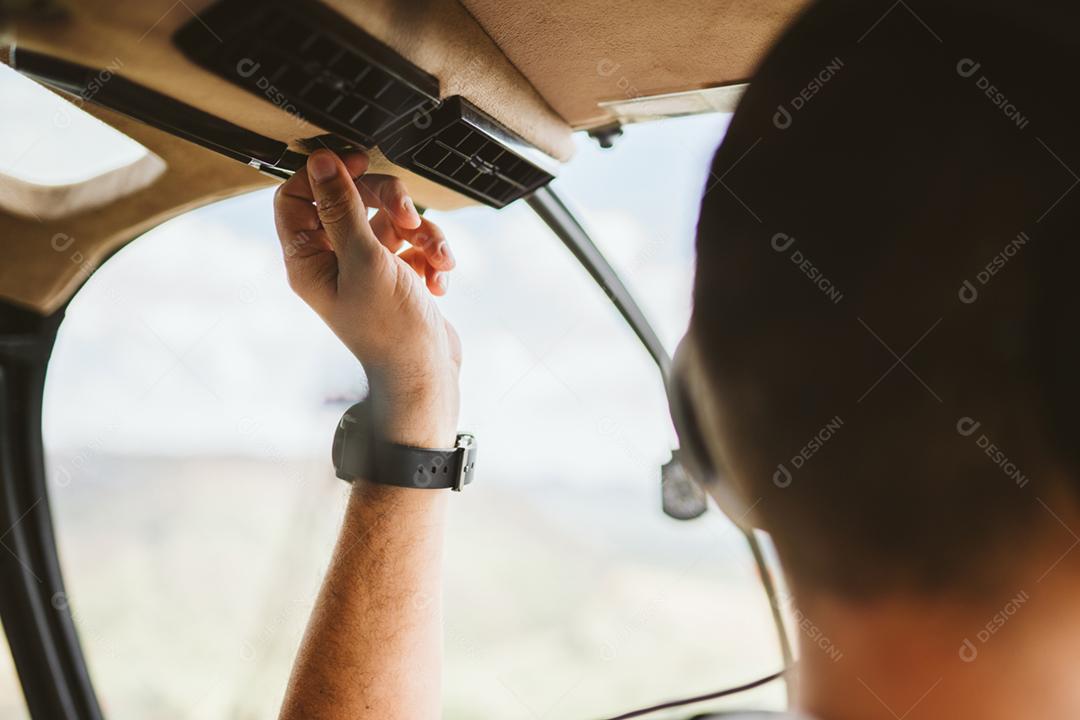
[692,0,1080,598]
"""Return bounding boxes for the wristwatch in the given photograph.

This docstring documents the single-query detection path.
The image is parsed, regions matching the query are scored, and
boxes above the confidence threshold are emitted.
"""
[331,399,478,491]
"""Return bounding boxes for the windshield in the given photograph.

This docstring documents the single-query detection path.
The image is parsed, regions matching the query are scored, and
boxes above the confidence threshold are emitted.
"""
[36,114,786,720]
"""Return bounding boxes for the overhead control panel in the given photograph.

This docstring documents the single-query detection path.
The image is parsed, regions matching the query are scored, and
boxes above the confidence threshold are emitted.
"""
[174,0,556,207]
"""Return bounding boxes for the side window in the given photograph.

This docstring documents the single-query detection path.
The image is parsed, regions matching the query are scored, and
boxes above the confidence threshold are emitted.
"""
[43,190,355,718]
[551,113,733,351]
[42,114,783,720]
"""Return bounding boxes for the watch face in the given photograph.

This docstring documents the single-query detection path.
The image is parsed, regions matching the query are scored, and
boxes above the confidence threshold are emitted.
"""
[332,401,373,481]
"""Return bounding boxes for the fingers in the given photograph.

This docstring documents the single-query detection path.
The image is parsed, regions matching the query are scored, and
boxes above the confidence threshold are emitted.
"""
[404,218,455,272]
[354,173,422,230]
[426,261,449,296]
[274,176,337,308]
[273,148,452,303]
[306,150,379,259]
[369,211,456,272]
[274,152,371,259]
[369,211,408,254]
[273,190,332,258]
[398,247,449,296]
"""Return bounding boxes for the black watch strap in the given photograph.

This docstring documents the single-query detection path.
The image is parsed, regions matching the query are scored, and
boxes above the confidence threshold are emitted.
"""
[332,401,477,491]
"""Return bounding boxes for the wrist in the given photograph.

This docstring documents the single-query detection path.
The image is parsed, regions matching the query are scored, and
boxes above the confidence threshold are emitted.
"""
[371,368,460,448]
[350,476,451,513]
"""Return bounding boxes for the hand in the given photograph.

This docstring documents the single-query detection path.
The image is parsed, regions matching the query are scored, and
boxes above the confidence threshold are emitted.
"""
[273,149,461,448]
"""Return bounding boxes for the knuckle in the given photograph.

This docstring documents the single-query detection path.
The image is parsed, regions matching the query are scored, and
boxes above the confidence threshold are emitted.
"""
[316,189,357,226]
[413,223,443,249]
[273,181,299,207]
[412,229,431,248]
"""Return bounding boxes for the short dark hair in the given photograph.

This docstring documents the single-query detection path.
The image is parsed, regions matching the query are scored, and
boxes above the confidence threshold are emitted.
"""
[692,0,1080,597]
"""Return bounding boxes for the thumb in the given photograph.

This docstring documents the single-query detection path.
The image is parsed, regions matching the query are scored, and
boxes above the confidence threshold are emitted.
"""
[307,150,379,260]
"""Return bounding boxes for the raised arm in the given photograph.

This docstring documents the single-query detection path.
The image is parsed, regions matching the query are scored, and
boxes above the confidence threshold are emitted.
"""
[273,149,460,720]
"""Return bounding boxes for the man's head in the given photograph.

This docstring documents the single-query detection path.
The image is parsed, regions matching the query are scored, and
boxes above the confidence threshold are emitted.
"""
[688,0,1080,599]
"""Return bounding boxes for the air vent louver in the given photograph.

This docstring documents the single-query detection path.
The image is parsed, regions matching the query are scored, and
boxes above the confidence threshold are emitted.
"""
[380,97,555,208]
[175,0,440,148]
[173,0,556,207]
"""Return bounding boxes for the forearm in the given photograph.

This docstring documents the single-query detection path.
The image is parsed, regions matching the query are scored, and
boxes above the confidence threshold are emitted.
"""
[279,480,448,720]
[273,150,462,720]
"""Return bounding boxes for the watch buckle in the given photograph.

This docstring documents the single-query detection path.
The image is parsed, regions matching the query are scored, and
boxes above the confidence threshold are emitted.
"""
[452,433,476,492]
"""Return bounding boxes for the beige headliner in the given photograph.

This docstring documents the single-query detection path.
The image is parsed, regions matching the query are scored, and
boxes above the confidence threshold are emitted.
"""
[0,96,276,315]
[2,0,808,315]
[460,0,808,127]
[10,0,576,163]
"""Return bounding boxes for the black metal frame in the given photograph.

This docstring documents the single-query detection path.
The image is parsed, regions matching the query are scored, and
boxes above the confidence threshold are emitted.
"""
[526,185,795,706]
[0,302,103,719]
[12,48,307,180]
[526,186,672,378]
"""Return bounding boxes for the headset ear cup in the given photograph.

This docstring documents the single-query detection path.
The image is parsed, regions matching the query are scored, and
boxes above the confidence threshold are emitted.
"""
[668,339,761,529]
[661,451,708,520]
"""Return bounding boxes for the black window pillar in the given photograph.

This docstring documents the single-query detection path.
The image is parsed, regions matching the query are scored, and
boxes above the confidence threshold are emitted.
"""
[0,301,102,720]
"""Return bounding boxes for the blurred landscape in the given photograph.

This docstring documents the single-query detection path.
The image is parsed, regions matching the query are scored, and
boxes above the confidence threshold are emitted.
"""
[19,454,783,720]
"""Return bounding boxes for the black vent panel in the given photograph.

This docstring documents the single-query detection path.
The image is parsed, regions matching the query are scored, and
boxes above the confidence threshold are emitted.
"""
[381,97,555,208]
[175,0,557,207]
[174,0,439,148]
